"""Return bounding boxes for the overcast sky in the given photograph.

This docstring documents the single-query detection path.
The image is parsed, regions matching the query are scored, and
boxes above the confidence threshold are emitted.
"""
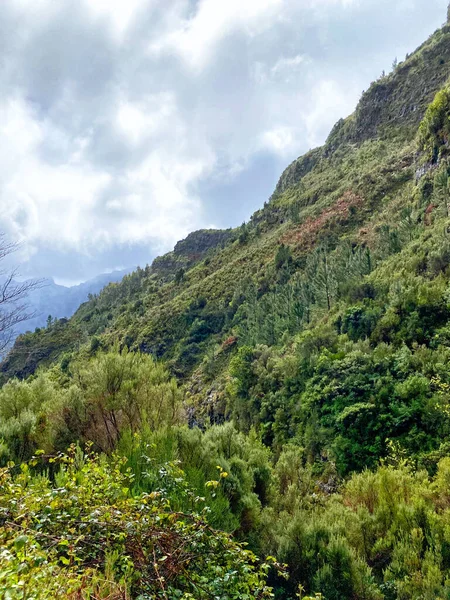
[0,0,447,284]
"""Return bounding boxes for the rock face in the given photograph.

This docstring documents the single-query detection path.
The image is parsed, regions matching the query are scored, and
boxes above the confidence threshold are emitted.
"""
[3,16,450,387]
[277,26,450,185]
[173,229,232,259]
[346,26,450,143]
[272,147,323,198]
[151,229,232,280]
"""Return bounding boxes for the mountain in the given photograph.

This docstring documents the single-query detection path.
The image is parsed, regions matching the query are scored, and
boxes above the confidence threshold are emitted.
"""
[4,14,450,599]
[5,21,450,386]
[11,269,132,339]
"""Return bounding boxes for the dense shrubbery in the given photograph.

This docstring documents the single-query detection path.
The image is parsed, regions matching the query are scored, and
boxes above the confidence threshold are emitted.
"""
[6,420,450,599]
[0,447,279,599]
[0,348,183,462]
[419,85,450,162]
[117,427,450,599]
[4,26,450,600]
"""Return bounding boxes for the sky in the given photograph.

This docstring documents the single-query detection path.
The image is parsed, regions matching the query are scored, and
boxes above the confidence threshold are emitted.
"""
[0,0,448,285]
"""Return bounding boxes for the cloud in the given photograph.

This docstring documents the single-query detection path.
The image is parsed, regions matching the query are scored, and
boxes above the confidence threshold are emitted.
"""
[260,127,296,156]
[150,0,283,70]
[0,0,447,282]
[83,0,146,36]
[305,80,361,148]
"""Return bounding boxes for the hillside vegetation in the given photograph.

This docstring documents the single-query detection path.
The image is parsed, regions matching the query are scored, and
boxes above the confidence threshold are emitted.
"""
[3,18,450,600]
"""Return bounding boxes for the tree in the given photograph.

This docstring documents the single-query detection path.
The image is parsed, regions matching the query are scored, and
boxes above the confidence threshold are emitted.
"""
[307,245,337,311]
[175,267,185,284]
[275,244,292,270]
[289,201,301,224]
[0,234,41,351]
[434,163,450,217]
[419,86,450,161]
[447,2,450,24]
[238,222,249,244]
[68,347,184,452]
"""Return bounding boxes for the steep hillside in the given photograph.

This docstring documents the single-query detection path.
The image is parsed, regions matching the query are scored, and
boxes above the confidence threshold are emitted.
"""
[4,17,450,475]
[151,228,232,280]
[5,16,450,600]
[5,23,450,385]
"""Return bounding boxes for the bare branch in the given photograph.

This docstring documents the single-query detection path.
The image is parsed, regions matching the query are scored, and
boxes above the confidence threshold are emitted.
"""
[0,234,20,261]
[0,233,46,354]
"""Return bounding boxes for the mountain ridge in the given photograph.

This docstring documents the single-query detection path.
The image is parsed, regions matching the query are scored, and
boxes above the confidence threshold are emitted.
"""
[3,21,450,383]
[5,12,450,599]
[10,268,132,338]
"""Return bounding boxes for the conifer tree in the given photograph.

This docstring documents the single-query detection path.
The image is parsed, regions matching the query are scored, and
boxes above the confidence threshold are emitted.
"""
[434,164,450,217]
[175,267,185,284]
[307,246,337,311]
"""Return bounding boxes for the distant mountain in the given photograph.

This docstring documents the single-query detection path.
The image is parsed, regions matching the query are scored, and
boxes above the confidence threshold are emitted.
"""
[13,269,132,338]
[7,20,450,384]
[6,14,450,599]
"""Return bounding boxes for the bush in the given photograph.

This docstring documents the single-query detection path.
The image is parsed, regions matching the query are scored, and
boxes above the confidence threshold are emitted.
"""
[0,448,280,599]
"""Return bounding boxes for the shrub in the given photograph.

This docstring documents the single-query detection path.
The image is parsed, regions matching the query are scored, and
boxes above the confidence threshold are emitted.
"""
[0,448,280,599]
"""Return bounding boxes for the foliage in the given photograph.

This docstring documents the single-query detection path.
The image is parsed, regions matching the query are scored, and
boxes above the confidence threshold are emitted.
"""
[0,447,279,599]
[419,85,450,161]
[0,348,184,461]
[4,18,450,600]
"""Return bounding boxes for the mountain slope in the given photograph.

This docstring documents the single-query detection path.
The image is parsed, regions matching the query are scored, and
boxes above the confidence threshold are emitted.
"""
[5,16,450,600]
[11,269,131,339]
[2,21,450,456]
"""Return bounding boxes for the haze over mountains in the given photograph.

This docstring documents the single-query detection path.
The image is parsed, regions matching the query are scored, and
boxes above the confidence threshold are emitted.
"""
[4,3,450,599]
[12,269,131,338]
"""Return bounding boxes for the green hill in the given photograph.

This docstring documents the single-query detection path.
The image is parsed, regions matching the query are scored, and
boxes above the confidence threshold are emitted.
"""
[5,23,450,388]
[4,17,450,600]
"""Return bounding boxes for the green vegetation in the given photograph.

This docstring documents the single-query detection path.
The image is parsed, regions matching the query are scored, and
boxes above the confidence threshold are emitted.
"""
[419,85,450,161]
[0,447,278,599]
[4,17,450,600]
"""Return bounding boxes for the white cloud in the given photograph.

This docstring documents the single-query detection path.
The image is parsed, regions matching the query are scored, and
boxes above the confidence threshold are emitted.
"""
[116,93,176,144]
[0,98,111,252]
[260,126,296,155]
[271,54,308,76]
[150,0,283,70]
[0,0,446,280]
[0,94,211,263]
[304,80,360,148]
[83,0,146,36]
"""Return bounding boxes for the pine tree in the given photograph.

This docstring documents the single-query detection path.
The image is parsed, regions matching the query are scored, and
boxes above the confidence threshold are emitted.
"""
[175,268,185,284]
[238,223,249,244]
[434,165,450,217]
[289,201,301,224]
[307,246,337,311]
[297,277,314,324]
[275,244,292,270]
[397,205,420,242]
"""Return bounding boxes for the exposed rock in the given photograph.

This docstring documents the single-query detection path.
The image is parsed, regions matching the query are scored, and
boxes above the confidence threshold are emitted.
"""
[344,27,450,144]
[173,229,232,258]
[271,147,323,199]
[151,229,232,281]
